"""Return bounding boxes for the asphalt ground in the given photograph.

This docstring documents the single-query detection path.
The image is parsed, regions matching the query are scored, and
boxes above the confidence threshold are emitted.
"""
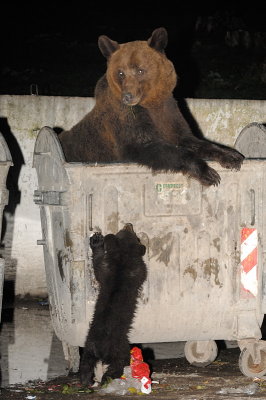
[1,347,266,399]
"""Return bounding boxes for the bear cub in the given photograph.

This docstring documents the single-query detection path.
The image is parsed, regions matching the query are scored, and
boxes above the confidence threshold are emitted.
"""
[59,27,244,187]
[79,223,147,386]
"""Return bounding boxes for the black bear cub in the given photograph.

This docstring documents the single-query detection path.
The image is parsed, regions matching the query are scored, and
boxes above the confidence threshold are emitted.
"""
[79,223,147,386]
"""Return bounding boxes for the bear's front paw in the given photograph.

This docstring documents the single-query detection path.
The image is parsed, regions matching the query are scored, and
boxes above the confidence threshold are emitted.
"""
[200,166,221,186]
[219,149,245,170]
[90,232,104,250]
[80,369,94,386]
[190,160,221,187]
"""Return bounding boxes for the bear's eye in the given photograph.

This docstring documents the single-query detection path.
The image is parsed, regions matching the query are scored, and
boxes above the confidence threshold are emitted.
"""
[137,68,144,75]
[118,70,125,79]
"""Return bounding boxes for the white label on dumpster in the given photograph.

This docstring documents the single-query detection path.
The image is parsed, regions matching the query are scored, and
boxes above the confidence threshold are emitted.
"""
[155,183,186,204]
[144,179,201,216]
[240,228,258,297]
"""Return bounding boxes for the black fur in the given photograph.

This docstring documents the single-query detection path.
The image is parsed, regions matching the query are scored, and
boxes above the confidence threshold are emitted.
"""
[79,224,147,386]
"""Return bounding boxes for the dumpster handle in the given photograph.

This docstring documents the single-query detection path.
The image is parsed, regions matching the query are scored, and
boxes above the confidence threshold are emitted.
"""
[88,193,93,231]
[250,189,255,226]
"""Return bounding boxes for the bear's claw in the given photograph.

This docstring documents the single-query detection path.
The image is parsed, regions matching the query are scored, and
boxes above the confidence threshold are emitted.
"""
[90,232,104,250]
[197,166,221,187]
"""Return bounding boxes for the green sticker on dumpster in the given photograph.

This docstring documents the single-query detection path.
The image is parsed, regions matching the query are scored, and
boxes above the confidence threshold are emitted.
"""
[155,183,184,193]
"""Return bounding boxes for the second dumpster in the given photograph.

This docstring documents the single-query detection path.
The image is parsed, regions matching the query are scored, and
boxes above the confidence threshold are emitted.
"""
[0,132,13,322]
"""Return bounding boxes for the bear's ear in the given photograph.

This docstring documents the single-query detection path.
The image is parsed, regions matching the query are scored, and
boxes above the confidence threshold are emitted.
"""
[147,27,168,53]
[98,35,119,59]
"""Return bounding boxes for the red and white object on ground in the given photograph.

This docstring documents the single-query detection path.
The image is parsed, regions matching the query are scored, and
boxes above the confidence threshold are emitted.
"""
[130,347,152,394]
[241,228,258,297]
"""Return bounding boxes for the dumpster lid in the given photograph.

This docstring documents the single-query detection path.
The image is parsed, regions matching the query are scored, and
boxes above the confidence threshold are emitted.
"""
[235,123,266,159]
[33,126,66,166]
[33,126,70,191]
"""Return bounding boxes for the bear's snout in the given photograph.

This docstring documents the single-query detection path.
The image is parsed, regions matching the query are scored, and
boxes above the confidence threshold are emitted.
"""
[122,92,134,105]
[122,223,134,232]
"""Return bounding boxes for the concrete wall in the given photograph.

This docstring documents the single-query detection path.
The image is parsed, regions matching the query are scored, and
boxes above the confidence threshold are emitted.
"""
[0,95,265,296]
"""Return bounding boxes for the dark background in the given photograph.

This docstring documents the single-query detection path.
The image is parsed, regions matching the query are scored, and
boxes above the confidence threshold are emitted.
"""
[1,1,266,99]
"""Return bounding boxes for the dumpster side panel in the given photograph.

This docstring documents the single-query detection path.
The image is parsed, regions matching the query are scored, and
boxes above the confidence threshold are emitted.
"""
[62,161,263,345]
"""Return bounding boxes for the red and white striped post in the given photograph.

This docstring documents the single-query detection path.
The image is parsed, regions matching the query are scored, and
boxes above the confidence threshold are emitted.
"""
[240,228,258,297]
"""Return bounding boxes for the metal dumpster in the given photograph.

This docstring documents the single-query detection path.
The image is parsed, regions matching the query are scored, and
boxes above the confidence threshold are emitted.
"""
[0,132,13,322]
[33,123,266,377]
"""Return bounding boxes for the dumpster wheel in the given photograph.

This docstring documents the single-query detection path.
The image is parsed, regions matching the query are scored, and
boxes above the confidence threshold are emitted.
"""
[184,340,218,367]
[239,346,266,378]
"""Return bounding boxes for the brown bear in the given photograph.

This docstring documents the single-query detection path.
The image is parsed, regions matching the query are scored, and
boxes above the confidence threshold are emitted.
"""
[79,223,147,386]
[58,27,244,186]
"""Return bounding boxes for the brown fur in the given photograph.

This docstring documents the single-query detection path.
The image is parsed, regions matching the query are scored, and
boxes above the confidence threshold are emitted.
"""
[59,27,244,186]
[105,41,177,108]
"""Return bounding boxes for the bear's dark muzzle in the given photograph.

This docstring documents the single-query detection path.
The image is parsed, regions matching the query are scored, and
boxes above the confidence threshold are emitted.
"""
[122,223,134,233]
[122,92,133,105]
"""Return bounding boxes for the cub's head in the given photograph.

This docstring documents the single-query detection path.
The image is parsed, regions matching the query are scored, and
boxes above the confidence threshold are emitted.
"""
[115,223,146,257]
[98,27,177,108]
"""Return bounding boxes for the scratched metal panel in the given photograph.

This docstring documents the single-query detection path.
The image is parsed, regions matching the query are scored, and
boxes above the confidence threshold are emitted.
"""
[33,127,266,347]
